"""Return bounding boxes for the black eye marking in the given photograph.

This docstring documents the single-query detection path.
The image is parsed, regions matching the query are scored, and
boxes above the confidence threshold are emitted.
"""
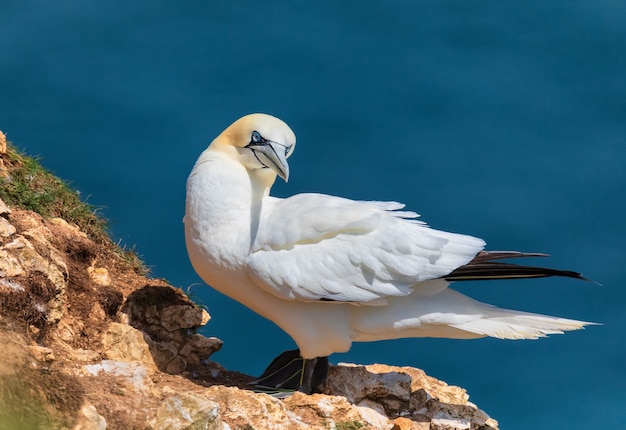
[250,150,267,169]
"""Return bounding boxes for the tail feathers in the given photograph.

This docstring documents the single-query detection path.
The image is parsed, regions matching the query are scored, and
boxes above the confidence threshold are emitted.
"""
[446,250,595,283]
[451,312,595,340]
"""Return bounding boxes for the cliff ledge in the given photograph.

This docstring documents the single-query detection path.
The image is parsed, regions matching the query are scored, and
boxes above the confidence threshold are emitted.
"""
[0,130,498,430]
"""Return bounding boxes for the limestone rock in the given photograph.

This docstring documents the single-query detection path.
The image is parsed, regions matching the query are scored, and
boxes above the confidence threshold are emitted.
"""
[28,344,56,363]
[284,392,393,429]
[49,216,89,238]
[87,266,112,286]
[0,251,24,278]
[150,340,188,374]
[102,322,158,370]
[183,333,223,364]
[0,216,16,237]
[55,315,86,342]
[325,362,412,410]
[64,346,101,362]
[159,304,210,331]
[393,417,430,430]
[356,398,395,429]
[0,212,69,326]
[204,385,309,430]
[82,360,155,395]
[74,403,107,430]
[122,285,223,374]
[150,393,222,430]
[431,417,472,430]
[325,363,498,430]
[0,198,11,215]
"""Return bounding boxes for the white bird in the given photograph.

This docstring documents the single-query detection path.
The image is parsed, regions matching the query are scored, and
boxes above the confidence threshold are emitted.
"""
[184,113,593,393]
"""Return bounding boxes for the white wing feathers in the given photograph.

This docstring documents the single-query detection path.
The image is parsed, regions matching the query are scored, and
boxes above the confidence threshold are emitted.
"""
[247,193,485,305]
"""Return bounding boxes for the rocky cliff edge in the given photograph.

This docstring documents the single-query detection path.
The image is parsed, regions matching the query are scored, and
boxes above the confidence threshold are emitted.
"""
[0,130,498,430]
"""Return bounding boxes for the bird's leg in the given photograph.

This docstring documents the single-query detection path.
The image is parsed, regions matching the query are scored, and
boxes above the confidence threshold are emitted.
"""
[298,355,330,394]
[253,349,329,395]
[298,358,317,394]
[252,349,303,393]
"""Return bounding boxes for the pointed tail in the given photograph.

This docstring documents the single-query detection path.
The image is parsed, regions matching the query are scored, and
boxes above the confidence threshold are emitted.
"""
[450,308,597,340]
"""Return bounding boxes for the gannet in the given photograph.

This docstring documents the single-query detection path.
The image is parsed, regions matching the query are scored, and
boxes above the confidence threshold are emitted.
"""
[184,113,593,393]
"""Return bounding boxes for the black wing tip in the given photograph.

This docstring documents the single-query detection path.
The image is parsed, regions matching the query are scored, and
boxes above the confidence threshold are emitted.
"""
[580,275,602,286]
[446,250,599,284]
[474,250,551,261]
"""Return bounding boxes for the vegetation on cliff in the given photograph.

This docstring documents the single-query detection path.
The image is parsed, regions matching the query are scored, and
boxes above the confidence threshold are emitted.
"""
[0,135,145,275]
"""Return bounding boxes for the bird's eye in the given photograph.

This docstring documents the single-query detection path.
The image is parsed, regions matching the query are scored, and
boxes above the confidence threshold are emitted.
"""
[251,131,262,143]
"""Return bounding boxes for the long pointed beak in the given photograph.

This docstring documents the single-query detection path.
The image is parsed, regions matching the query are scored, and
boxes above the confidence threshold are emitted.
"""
[247,141,291,182]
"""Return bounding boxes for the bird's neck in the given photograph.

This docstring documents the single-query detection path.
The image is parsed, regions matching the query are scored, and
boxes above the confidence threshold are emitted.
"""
[184,149,272,269]
[249,168,276,203]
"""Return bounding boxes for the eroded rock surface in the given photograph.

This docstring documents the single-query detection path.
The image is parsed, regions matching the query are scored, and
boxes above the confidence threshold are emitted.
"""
[122,285,222,374]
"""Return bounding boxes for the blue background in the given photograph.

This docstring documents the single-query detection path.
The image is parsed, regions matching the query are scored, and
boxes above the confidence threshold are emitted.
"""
[1,1,624,428]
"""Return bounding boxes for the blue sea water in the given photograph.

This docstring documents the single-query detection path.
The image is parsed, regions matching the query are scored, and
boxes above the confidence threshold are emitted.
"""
[1,1,625,428]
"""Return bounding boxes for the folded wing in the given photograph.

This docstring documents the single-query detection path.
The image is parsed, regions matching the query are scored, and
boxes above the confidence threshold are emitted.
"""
[246,193,485,304]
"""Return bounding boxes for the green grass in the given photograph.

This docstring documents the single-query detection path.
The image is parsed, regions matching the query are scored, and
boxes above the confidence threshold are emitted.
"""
[1,141,146,274]
[0,144,107,240]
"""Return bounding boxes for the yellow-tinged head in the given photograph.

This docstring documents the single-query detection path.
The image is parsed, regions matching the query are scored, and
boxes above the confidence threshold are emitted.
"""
[210,113,296,182]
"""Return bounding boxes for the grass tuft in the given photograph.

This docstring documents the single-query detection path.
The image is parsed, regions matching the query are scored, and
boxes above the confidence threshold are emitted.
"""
[1,144,107,241]
[1,141,147,275]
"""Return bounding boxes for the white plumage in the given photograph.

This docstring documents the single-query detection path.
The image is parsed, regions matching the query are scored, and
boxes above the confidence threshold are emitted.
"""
[184,113,591,361]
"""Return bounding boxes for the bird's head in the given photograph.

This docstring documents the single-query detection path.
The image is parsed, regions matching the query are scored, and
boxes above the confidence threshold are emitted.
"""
[211,113,296,182]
